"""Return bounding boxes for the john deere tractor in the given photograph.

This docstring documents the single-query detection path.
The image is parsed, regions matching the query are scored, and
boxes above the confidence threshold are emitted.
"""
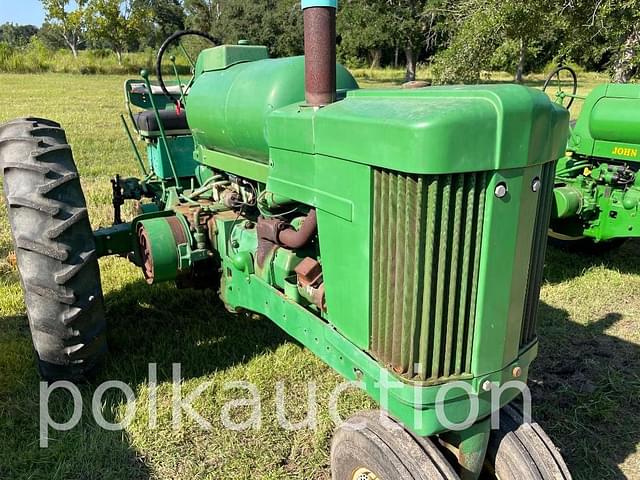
[544,66,640,250]
[0,2,572,478]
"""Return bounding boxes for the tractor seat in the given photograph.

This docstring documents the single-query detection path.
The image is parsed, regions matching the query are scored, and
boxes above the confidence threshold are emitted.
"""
[134,109,190,137]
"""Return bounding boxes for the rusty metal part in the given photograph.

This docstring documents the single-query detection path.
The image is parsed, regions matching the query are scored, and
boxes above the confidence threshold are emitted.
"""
[256,217,282,268]
[295,257,326,311]
[309,283,326,312]
[137,217,188,284]
[166,216,189,245]
[257,217,285,244]
[221,189,240,208]
[137,223,154,283]
[304,7,336,106]
[295,257,323,287]
[278,209,317,249]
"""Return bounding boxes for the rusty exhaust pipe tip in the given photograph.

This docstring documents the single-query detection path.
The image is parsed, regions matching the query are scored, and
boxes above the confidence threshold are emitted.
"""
[303,1,337,107]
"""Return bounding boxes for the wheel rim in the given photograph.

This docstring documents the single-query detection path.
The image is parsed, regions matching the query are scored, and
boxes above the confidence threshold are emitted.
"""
[352,467,380,480]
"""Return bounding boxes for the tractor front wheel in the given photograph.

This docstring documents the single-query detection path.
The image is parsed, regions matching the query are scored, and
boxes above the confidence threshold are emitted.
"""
[0,118,107,382]
[485,404,571,479]
[330,410,459,480]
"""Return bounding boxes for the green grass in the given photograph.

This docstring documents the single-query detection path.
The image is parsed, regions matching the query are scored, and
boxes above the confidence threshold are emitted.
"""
[0,72,639,479]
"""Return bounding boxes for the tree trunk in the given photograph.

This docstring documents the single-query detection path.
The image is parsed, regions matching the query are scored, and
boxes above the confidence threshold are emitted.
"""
[404,47,416,82]
[394,45,399,69]
[613,27,640,83]
[63,36,79,58]
[514,38,526,83]
[116,50,123,65]
[369,49,382,69]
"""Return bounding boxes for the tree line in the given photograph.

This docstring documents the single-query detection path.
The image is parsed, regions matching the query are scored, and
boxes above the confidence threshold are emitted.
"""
[0,0,638,83]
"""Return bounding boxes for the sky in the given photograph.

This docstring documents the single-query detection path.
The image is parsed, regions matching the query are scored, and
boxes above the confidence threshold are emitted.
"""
[0,0,48,26]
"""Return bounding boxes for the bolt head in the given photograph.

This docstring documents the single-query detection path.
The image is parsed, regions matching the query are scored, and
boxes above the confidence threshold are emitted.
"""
[531,177,541,192]
[494,183,508,198]
[482,380,492,391]
[512,366,523,378]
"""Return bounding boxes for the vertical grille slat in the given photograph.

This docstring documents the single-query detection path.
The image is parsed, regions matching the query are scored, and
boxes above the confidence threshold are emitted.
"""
[417,177,438,380]
[520,163,555,348]
[466,172,487,372]
[455,174,475,375]
[371,169,488,383]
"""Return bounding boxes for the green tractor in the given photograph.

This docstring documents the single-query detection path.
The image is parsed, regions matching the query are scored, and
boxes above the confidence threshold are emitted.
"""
[544,66,640,250]
[0,3,572,478]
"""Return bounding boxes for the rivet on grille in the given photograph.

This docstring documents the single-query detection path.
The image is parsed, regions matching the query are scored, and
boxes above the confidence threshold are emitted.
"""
[531,177,541,192]
[494,183,508,198]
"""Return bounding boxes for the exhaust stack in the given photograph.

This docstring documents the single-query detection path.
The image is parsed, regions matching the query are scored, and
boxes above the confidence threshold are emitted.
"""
[303,0,337,107]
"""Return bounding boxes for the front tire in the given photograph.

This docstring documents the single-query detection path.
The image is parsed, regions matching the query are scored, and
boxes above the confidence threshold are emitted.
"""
[486,404,571,479]
[331,410,459,480]
[0,118,107,381]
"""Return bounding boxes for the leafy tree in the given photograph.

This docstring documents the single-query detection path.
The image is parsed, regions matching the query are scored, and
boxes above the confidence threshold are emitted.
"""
[184,0,220,36]
[87,0,152,63]
[560,0,640,82]
[430,0,553,84]
[0,23,39,47]
[339,0,430,81]
[38,22,70,50]
[390,0,431,81]
[40,0,89,57]
[145,0,186,45]
[183,0,302,57]
[338,0,394,69]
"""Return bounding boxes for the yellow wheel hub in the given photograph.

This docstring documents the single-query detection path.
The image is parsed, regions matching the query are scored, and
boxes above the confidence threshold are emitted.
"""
[352,467,380,480]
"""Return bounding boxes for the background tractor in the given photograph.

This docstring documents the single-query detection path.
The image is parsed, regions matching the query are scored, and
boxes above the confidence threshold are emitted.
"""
[0,2,571,478]
[544,65,640,251]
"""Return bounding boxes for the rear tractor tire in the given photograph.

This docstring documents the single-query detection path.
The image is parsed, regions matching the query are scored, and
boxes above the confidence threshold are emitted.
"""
[0,118,107,382]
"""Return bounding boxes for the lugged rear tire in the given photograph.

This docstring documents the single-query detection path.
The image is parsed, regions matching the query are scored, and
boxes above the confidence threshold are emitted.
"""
[0,117,107,382]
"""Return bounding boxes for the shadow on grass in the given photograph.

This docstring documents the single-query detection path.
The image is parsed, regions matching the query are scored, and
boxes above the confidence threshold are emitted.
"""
[532,302,639,479]
[544,238,640,284]
[0,278,290,479]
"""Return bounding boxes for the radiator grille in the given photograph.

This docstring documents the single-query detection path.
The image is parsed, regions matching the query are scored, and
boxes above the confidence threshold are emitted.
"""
[371,169,488,383]
[520,162,555,348]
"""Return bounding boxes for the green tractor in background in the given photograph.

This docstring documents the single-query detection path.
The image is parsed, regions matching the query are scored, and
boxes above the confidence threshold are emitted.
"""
[0,2,573,478]
[544,66,640,251]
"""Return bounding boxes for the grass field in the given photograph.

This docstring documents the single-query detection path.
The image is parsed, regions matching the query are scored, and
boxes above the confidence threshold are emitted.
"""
[0,70,638,480]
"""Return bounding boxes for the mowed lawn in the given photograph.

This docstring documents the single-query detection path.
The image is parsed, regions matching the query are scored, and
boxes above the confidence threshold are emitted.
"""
[0,72,638,480]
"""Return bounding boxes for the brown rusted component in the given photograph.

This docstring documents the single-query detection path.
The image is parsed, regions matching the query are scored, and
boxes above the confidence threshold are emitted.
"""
[295,257,323,287]
[278,209,317,249]
[310,283,326,312]
[166,216,189,245]
[256,240,277,271]
[295,256,326,311]
[221,189,240,208]
[137,217,189,285]
[137,223,155,284]
[304,7,336,106]
[257,217,285,244]
[207,216,218,245]
[256,217,282,268]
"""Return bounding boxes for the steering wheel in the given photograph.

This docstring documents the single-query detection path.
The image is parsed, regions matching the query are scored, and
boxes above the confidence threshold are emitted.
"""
[156,30,216,108]
[543,66,578,110]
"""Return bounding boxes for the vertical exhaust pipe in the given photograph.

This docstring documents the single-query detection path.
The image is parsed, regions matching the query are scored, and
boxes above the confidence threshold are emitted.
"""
[303,0,337,107]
